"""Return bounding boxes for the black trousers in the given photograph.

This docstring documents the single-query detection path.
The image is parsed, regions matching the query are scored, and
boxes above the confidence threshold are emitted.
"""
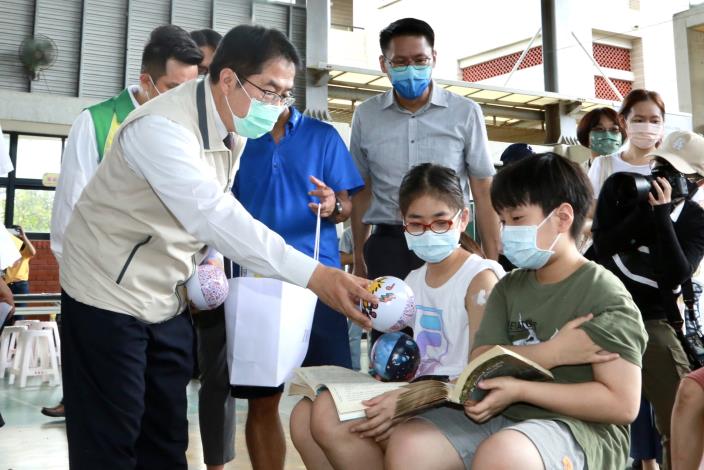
[61,291,194,470]
[364,225,423,345]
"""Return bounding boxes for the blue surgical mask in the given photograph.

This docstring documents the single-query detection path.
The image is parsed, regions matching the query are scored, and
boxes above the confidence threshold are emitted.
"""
[388,65,432,100]
[404,229,460,263]
[501,211,560,270]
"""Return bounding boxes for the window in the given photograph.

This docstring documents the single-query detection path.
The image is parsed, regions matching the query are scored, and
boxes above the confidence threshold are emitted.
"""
[14,189,55,233]
[15,135,62,179]
[0,132,64,238]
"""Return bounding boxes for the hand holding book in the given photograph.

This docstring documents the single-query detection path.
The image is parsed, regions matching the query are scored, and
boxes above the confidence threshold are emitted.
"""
[290,347,555,423]
[349,388,406,442]
[463,376,524,423]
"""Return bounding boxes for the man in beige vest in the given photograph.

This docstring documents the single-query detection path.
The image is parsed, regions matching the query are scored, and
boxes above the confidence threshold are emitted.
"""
[59,25,375,470]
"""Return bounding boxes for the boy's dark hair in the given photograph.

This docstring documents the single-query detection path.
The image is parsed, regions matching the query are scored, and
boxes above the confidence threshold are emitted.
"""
[141,25,203,79]
[491,153,593,239]
[190,28,223,49]
[379,18,434,54]
[576,107,627,148]
[209,25,301,84]
[399,163,463,215]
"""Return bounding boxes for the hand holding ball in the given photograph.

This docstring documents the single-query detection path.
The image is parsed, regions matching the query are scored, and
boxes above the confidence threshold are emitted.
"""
[361,276,416,332]
[186,264,229,310]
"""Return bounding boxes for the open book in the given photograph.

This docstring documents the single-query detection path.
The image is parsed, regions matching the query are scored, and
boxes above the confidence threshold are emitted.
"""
[289,366,407,421]
[290,346,553,421]
[395,346,554,417]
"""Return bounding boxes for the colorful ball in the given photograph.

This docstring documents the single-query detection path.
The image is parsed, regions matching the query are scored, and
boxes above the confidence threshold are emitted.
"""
[360,276,416,332]
[186,264,229,310]
[371,332,421,382]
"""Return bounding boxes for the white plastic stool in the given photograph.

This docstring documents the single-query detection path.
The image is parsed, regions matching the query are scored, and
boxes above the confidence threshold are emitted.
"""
[9,328,61,388]
[0,325,27,378]
[13,320,39,327]
[29,321,61,366]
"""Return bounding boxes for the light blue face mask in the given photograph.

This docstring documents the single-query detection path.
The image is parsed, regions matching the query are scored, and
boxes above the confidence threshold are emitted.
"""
[404,210,462,264]
[404,229,460,263]
[388,65,432,100]
[501,210,560,270]
[225,76,285,139]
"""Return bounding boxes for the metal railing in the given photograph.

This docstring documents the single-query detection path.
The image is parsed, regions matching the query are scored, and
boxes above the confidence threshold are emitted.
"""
[12,293,61,317]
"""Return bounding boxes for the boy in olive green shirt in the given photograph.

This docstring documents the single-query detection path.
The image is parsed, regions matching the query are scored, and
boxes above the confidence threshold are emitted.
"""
[385,153,648,470]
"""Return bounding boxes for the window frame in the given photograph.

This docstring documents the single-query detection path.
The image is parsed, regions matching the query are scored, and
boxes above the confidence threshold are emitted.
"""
[0,131,64,240]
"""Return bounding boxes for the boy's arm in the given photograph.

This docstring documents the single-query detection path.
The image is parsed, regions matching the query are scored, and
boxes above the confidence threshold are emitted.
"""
[471,313,620,369]
[466,357,641,425]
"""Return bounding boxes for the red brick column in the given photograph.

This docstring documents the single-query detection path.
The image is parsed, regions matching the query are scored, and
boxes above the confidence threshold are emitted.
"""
[27,240,60,294]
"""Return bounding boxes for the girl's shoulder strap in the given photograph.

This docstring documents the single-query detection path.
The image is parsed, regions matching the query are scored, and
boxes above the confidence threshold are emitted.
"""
[457,255,505,286]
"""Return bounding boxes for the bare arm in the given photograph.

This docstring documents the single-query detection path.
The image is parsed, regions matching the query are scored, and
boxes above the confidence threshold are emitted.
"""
[522,358,641,423]
[465,269,499,354]
[466,357,641,425]
[17,226,36,258]
[470,314,619,369]
[0,277,15,320]
[469,176,500,260]
[351,179,372,278]
[671,377,704,470]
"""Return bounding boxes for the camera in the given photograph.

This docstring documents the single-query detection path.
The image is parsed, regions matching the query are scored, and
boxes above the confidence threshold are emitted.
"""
[610,163,690,207]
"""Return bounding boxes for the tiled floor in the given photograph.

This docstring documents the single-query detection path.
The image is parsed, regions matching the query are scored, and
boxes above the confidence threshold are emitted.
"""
[0,343,369,470]
[0,379,306,470]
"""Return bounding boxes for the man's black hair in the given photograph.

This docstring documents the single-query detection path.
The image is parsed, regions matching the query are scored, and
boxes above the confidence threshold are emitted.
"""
[190,28,223,49]
[379,18,435,54]
[491,152,593,239]
[141,25,203,79]
[209,25,301,84]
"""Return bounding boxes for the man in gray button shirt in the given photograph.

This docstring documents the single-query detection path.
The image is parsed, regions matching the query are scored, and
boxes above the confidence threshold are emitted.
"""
[350,18,499,294]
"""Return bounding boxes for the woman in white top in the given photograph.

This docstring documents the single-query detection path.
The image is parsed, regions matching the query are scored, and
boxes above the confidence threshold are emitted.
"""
[588,89,666,198]
[289,164,504,470]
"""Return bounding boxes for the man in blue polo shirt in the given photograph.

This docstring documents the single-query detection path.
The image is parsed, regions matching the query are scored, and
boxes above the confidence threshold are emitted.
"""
[230,104,363,470]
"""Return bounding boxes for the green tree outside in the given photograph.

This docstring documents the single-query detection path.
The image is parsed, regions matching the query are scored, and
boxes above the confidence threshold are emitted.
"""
[12,190,53,233]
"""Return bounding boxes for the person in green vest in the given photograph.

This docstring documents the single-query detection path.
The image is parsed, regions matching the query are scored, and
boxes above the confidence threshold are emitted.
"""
[41,24,202,419]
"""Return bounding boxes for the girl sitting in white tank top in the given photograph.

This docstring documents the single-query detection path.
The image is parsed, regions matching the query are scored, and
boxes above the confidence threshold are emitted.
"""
[289,163,505,469]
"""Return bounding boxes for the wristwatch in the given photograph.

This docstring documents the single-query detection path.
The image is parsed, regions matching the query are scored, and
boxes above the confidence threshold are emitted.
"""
[332,198,343,217]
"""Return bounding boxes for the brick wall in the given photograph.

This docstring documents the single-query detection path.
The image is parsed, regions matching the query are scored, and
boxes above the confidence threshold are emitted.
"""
[462,46,543,82]
[27,240,60,294]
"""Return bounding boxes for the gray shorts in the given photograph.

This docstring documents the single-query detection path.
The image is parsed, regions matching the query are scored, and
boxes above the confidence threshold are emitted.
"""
[417,406,586,469]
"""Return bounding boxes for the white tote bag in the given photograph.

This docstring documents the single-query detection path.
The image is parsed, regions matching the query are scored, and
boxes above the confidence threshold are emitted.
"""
[224,209,321,387]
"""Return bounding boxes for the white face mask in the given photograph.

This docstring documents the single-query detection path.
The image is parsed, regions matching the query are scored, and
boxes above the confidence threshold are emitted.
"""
[147,75,161,99]
[628,122,663,150]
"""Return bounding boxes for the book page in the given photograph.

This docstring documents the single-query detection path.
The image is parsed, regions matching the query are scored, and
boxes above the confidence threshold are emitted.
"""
[294,366,378,390]
[327,381,407,421]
